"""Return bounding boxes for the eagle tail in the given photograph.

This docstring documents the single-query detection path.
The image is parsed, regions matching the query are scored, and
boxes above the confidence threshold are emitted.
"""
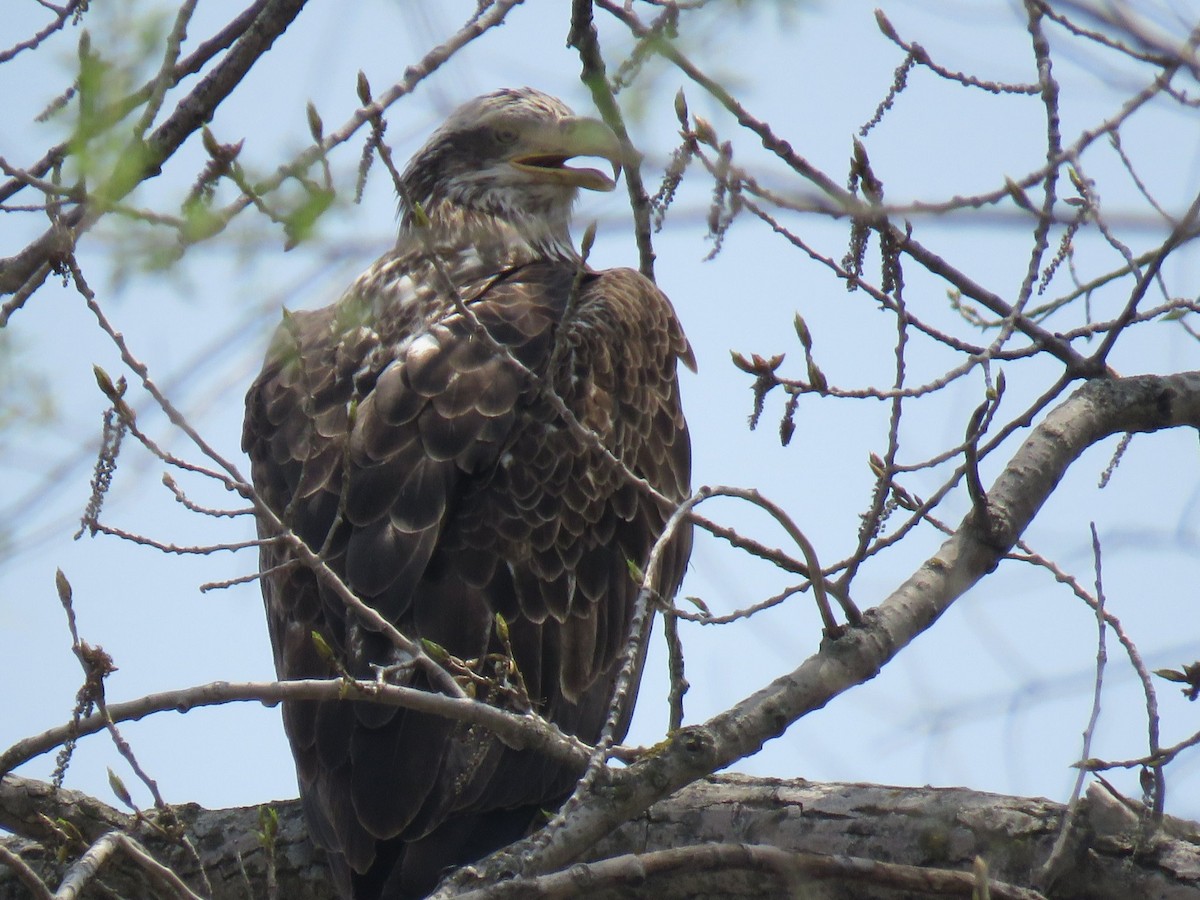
[349,805,549,899]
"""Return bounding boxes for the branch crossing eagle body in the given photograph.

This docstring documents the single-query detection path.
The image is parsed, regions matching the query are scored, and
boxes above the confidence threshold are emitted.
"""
[243,89,693,899]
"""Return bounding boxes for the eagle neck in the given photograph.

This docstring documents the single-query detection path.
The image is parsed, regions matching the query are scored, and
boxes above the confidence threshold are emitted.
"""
[398,202,580,267]
[351,206,582,339]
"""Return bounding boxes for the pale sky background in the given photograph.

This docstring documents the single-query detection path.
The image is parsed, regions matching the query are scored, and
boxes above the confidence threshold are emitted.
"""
[3,0,1200,831]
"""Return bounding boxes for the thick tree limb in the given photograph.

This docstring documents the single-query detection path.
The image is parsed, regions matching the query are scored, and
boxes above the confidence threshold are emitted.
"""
[0,776,130,845]
[2,775,1197,899]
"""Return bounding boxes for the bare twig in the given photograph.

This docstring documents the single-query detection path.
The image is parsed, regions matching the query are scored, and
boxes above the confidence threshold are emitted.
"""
[873,10,1040,95]
[161,473,254,518]
[0,679,590,780]
[0,0,82,64]
[450,842,1047,900]
[86,522,269,556]
[571,0,658,280]
[1034,523,1108,890]
[1,0,312,300]
[0,844,54,899]
[54,831,206,900]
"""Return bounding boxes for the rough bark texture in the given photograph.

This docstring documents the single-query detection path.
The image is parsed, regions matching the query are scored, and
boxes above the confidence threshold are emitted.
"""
[3,773,1198,899]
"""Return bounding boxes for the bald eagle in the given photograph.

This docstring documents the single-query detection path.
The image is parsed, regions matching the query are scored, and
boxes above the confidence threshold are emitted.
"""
[243,88,692,899]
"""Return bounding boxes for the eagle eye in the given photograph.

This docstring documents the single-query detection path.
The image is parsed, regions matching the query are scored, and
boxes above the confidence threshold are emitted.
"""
[494,126,520,145]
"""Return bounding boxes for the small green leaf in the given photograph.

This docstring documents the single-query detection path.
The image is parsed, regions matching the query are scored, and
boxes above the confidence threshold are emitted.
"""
[92,364,118,400]
[256,805,279,849]
[1067,165,1089,194]
[107,768,133,809]
[868,452,886,478]
[306,102,324,142]
[684,595,711,616]
[283,187,334,250]
[310,630,335,665]
[579,221,597,259]
[421,638,448,662]
[673,89,688,127]
[411,200,431,229]
[1004,176,1035,213]
[806,359,828,393]
[54,817,84,846]
[55,569,72,606]
[793,313,812,350]
[201,126,221,157]
[180,197,222,243]
[874,9,899,42]
[626,558,645,583]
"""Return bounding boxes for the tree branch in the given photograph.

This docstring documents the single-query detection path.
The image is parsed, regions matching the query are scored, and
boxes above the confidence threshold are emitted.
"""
[0,0,310,300]
[0,680,589,788]
[5,775,1197,899]
[447,372,1200,888]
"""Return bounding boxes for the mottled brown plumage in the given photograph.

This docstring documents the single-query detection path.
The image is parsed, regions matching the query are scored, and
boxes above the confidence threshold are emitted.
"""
[243,89,692,899]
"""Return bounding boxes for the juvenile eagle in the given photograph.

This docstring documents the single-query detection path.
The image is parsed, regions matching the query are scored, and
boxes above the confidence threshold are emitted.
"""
[243,88,692,899]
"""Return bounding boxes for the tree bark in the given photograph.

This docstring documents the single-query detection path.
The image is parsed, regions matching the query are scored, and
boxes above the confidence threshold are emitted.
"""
[3,773,1198,899]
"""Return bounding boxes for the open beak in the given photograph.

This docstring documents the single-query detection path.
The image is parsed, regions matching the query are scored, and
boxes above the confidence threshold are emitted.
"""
[511,116,624,192]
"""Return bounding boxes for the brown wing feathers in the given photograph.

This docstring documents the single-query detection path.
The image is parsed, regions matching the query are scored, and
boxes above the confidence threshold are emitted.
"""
[245,258,690,898]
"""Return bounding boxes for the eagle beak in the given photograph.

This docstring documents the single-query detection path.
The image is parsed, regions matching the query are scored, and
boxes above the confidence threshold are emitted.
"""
[511,116,625,192]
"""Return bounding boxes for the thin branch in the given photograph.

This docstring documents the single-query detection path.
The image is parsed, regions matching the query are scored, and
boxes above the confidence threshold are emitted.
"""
[652,29,1097,373]
[1089,186,1200,367]
[703,486,851,629]
[53,830,205,900]
[161,474,254,518]
[0,0,82,64]
[662,612,687,731]
[570,0,658,279]
[449,842,1047,900]
[132,0,199,138]
[1008,535,1163,791]
[0,679,590,781]
[1083,728,1200,772]
[0,2,271,207]
[1035,523,1108,890]
[0,845,54,900]
[670,582,807,626]
[1033,0,1176,66]
[1,0,311,299]
[191,0,527,257]
[86,522,269,556]
[110,833,207,900]
[873,9,1041,95]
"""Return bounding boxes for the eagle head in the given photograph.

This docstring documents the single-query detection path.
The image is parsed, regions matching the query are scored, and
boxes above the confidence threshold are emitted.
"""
[398,88,624,248]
